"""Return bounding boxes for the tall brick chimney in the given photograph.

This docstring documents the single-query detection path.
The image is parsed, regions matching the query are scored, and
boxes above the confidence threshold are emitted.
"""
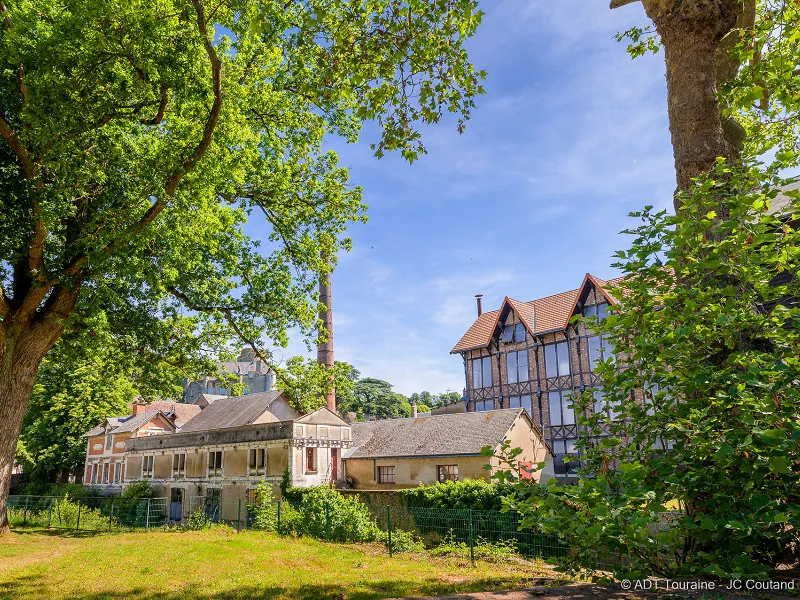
[475,294,483,317]
[317,252,335,412]
[131,400,147,416]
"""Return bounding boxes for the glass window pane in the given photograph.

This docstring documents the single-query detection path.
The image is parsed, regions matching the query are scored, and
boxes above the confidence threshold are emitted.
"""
[545,345,557,378]
[472,359,481,389]
[502,325,513,342]
[548,391,562,426]
[602,334,615,364]
[562,394,576,425]
[515,323,525,342]
[517,350,529,382]
[521,395,532,418]
[506,352,517,384]
[482,358,493,388]
[597,303,608,320]
[588,336,602,371]
[557,342,570,376]
[593,388,605,416]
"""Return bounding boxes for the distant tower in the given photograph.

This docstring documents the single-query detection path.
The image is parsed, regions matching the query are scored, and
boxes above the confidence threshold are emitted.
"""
[317,252,336,412]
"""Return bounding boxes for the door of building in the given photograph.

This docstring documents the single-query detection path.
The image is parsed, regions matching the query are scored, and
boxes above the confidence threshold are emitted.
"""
[169,488,183,521]
[330,448,338,481]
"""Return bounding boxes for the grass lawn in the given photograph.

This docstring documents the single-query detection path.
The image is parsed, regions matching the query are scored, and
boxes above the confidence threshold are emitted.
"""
[0,527,561,599]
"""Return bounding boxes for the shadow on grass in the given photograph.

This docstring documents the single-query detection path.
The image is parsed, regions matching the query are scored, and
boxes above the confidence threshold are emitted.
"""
[9,527,116,539]
[0,576,572,600]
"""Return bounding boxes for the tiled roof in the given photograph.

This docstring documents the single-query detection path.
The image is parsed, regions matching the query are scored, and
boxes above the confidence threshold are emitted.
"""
[84,417,125,438]
[145,401,201,427]
[450,273,624,353]
[343,409,525,460]
[178,391,284,433]
[112,411,172,434]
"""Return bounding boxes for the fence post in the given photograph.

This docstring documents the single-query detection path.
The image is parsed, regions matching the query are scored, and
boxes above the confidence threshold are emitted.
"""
[47,498,53,528]
[277,501,281,535]
[76,503,82,531]
[23,496,29,526]
[146,498,151,531]
[325,501,331,541]
[386,506,393,557]
[109,497,114,532]
[237,499,242,532]
[468,509,475,567]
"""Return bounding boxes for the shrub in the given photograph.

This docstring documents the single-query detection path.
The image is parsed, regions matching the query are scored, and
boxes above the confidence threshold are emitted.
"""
[17,482,104,500]
[402,479,513,511]
[376,528,424,553]
[293,487,380,543]
[184,507,213,531]
[120,480,155,499]
[249,482,279,531]
[49,497,108,530]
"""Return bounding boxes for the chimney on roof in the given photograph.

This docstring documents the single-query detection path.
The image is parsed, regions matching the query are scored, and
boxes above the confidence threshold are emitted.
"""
[475,294,483,317]
[131,400,147,416]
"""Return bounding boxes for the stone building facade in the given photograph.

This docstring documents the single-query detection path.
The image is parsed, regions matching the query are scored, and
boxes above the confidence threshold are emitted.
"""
[451,273,621,477]
[183,348,276,404]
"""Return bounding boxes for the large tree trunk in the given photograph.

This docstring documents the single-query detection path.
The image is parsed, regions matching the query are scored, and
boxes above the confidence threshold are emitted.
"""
[0,350,43,534]
[641,0,747,205]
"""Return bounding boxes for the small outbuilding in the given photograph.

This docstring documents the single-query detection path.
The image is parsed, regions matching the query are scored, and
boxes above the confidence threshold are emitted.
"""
[342,408,553,489]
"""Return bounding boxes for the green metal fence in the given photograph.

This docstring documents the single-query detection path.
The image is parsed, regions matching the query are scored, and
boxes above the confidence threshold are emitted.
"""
[7,495,169,531]
[7,494,594,568]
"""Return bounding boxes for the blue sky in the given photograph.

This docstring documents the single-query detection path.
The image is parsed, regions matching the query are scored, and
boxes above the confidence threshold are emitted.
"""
[271,1,676,396]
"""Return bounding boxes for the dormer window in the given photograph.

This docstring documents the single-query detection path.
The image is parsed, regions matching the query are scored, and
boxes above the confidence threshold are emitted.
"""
[501,323,526,343]
[582,302,609,321]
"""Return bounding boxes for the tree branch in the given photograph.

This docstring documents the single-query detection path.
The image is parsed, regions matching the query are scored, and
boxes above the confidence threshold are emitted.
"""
[610,0,640,8]
[141,83,168,126]
[167,286,291,388]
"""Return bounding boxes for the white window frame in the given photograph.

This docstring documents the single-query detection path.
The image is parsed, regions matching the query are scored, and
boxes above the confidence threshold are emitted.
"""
[208,450,224,478]
[172,452,187,478]
[248,448,266,475]
[471,356,493,389]
[142,455,154,478]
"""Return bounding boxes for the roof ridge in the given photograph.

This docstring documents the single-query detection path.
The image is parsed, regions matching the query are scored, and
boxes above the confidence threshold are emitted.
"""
[355,408,523,424]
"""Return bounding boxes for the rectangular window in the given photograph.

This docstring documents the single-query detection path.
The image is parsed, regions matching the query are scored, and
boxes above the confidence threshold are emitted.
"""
[471,357,493,389]
[583,302,609,320]
[508,395,533,417]
[553,439,580,475]
[102,463,110,483]
[172,453,186,477]
[142,455,154,478]
[208,451,223,477]
[592,388,622,421]
[305,447,317,473]
[437,465,459,482]
[246,488,257,505]
[113,462,122,483]
[548,391,575,426]
[473,399,494,412]
[105,434,112,450]
[587,334,615,371]
[502,323,527,343]
[318,426,328,439]
[91,464,98,484]
[506,350,529,384]
[544,342,570,378]
[377,466,395,483]
[249,448,266,475]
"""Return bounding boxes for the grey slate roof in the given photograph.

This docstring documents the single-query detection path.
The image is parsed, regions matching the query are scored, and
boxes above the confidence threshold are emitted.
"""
[178,391,284,433]
[343,409,524,460]
[83,416,125,437]
[112,411,167,434]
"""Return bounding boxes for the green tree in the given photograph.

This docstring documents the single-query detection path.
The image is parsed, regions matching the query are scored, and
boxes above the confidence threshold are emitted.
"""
[342,378,408,420]
[502,166,800,579]
[0,0,485,531]
[18,312,212,483]
[279,357,357,414]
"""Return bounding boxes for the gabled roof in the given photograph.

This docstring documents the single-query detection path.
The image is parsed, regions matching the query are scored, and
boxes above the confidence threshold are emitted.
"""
[343,408,528,460]
[84,417,125,438]
[178,391,285,433]
[113,411,175,434]
[145,401,201,427]
[296,406,350,426]
[450,273,624,353]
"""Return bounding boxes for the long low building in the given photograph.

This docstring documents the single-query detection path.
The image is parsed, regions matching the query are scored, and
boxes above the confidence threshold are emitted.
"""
[342,408,553,488]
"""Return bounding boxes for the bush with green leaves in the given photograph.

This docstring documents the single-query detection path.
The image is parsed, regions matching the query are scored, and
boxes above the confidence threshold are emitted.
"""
[249,482,279,531]
[120,480,155,499]
[292,487,380,543]
[376,528,424,554]
[401,479,512,511]
[499,166,800,580]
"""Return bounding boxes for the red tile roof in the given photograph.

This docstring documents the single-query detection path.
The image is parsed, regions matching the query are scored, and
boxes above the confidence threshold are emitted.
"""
[450,273,624,353]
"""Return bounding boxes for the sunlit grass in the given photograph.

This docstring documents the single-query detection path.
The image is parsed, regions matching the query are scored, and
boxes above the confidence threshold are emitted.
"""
[0,527,561,599]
